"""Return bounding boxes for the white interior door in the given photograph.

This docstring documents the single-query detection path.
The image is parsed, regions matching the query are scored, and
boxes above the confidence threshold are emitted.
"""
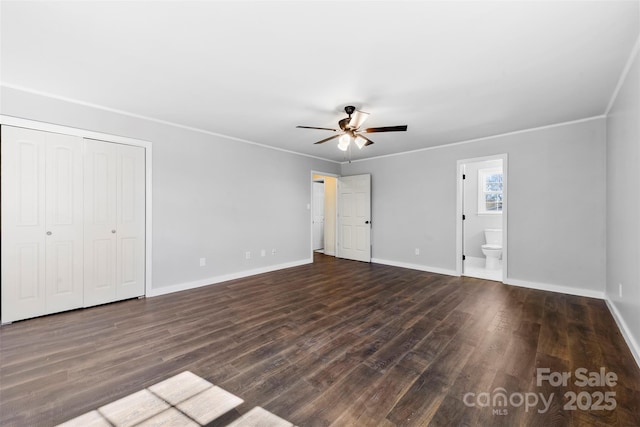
[337,174,371,262]
[2,126,48,321]
[84,140,145,306]
[84,139,118,306]
[312,181,325,251]
[115,143,146,300]
[1,126,84,322]
[44,132,84,313]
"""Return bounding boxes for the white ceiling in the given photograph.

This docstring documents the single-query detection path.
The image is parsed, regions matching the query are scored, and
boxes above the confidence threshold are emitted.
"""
[1,1,638,162]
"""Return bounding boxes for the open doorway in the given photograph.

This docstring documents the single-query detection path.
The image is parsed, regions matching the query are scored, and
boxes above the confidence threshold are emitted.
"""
[311,172,338,258]
[312,179,325,252]
[456,154,508,281]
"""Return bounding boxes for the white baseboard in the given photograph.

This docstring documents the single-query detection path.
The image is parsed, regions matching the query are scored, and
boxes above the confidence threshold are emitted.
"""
[147,256,640,371]
[503,279,640,368]
[604,298,640,370]
[503,277,605,299]
[371,258,458,276]
[147,258,312,297]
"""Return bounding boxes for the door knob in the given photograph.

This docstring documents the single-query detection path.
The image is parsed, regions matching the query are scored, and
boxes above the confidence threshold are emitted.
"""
[365,221,370,224]
[46,231,52,236]
[111,230,116,233]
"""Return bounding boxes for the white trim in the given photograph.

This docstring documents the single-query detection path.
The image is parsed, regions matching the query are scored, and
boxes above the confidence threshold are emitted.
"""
[0,114,151,147]
[605,34,640,116]
[3,84,606,166]
[310,170,340,260]
[0,84,341,164]
[502,157,509,284]
[371,258,458,277]
[375,251,638,368]
[501,277,640,368]
[456,154,508,282]
[147,258,312,297]
[605,298,640,369]
[456,163,464,277]
[343,115,605,164]
[0,115,154,299]
[504,277,605,300]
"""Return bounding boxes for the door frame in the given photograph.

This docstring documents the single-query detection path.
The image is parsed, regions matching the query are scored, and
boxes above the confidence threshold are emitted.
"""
[0,115,153,297]
[456,153,508,281]
[312,179,325,251]
[310,170,339,259]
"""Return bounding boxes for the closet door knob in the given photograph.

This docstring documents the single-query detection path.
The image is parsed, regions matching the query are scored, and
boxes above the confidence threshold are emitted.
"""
[46,231,52,236]
[111,230,116,234]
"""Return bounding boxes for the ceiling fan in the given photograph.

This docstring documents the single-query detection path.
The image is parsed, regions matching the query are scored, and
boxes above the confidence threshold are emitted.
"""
[296,105,408,151]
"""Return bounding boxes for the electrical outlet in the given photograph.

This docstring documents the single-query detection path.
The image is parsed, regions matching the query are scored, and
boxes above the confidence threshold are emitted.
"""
[261,249,266,257]
[245,251,251,260]
[199,258,206,267]
[415,248,420,256]
[619,283,623,298]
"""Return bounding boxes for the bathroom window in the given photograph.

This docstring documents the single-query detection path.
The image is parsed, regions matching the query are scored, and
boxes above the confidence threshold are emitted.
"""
[478,167,503,214]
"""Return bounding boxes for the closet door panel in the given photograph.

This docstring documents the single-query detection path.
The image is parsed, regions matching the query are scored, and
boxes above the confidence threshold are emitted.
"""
[45,133,84,313]
[116,144,145,299]
[3,241,46,322]
[1,127,47,322]
[84,139,117,306]
[90,239,116,287]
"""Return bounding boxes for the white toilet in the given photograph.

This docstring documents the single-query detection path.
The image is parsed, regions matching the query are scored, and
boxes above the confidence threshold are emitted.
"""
[481,229,502,269]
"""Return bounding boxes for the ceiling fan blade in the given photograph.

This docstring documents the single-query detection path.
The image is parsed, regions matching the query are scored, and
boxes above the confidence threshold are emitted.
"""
[348,110,370,129]
[364,125,408,133]
[313,134,342,145]
[296,125,339,131]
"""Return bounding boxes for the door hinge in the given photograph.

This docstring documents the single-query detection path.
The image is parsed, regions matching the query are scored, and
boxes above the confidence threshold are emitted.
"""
[462,174,466,179]
[463,255,466,261]
[462,214,466,220]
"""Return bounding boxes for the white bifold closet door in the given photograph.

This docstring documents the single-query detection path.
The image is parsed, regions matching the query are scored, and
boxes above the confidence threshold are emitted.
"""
[1,127,146,323]
[84,139,145,307]
[1,126,84,322]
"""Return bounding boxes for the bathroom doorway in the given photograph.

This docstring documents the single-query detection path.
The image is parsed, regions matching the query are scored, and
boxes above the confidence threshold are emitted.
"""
[456,154,508,281]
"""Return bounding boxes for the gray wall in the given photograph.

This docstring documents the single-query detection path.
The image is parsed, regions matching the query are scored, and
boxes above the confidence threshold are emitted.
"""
[342,118,607,293]
[606,47,640,359]
[0,86,614,300]
[0,87,340,292]
[463,159,503,258]
[2,78,635,359]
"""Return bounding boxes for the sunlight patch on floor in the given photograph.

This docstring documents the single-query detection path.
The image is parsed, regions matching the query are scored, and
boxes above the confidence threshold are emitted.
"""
[56,371,294,427]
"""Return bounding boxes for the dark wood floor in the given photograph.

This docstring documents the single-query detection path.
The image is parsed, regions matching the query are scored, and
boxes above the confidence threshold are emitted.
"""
[1,254,639,426]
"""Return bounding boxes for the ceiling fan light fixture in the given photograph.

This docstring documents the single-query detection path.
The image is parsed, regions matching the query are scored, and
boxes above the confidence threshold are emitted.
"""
[349,110,370,130]
[338,134,351,151]
[355,135,367,149]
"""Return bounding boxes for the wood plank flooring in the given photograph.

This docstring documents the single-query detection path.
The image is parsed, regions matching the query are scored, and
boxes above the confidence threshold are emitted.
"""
[1,254,639,426]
